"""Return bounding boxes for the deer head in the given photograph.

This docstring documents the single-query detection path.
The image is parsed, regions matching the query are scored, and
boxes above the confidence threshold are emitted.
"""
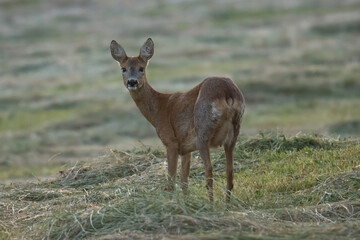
[110,38,154,90]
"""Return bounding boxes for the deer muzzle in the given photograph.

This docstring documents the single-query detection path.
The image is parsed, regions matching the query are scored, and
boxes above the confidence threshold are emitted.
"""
[127,78,138,90]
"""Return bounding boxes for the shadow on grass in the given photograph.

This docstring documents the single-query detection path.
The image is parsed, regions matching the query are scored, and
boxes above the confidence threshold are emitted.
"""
[311,19,360,35]
[329,120,360,136]
[237,134,343,153]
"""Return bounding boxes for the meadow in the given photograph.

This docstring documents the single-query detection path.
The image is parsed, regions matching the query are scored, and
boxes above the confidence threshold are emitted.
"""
[0,0,360,239]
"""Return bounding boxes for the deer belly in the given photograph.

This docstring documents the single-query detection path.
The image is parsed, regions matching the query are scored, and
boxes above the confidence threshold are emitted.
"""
[179,135,197,155]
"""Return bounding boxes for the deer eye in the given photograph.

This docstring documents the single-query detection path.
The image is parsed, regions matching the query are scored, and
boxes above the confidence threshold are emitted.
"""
[139,67,144,73]
[121,68,127,73]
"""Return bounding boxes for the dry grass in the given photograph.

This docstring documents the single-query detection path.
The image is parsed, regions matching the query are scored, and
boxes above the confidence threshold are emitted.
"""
[1,135,359,239]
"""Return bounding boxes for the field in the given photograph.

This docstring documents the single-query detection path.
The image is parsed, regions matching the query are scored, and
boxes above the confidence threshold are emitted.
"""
[0,0,360,239]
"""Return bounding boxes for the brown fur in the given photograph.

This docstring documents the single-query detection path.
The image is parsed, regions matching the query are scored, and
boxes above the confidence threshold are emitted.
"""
[110,38,245,201]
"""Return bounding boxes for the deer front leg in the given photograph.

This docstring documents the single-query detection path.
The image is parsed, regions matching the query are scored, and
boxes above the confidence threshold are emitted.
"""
[180,153,191,194]
[166,144,179,191]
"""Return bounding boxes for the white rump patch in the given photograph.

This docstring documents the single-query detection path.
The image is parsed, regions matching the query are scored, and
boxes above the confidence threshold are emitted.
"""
[211,102,221,119]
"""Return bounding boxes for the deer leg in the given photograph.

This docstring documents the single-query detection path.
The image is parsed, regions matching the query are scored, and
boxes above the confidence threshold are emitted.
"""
[166,144,179,192]
[180,153,191,194]
[198,141,214,202]
[224,113,241,202]
[224,142,236,202]
[194,102,215,202]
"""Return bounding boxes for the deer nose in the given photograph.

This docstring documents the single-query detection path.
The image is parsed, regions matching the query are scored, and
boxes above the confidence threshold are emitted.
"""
[127,78,138,89]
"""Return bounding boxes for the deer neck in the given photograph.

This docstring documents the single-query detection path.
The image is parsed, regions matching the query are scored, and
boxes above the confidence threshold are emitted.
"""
[129,80,166,127]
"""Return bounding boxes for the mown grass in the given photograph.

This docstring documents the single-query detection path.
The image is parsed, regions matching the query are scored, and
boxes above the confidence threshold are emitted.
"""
[1,135,359,239]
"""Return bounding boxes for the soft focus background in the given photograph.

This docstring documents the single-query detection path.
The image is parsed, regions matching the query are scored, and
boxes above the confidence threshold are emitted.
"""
[1,0,360,181]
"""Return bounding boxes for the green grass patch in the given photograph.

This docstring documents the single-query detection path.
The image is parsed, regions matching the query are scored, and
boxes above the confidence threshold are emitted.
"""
[234,142,360,208]
[0,0,41,9]
[0,109,78,133]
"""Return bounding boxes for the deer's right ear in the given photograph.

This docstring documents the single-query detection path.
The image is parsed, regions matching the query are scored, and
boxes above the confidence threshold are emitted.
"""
[110,40,127,64]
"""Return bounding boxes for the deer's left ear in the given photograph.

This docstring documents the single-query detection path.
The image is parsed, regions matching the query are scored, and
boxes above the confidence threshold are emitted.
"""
[139,38,154,62]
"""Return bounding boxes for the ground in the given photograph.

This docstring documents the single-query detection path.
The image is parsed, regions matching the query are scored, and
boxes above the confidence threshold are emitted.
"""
[1,135,360,239]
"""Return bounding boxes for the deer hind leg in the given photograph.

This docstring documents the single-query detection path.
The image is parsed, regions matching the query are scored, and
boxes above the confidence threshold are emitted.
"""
[194,101,218,201]
[180,153,191,194]
[197,141,213,202]
[224,141,236,202]
[224,111,241,202]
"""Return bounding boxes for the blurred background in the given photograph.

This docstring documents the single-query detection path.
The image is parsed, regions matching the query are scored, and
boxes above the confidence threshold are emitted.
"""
[0,0,359,181]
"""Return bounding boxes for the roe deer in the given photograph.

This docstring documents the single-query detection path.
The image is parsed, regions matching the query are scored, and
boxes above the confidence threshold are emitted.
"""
[110,38,245,202]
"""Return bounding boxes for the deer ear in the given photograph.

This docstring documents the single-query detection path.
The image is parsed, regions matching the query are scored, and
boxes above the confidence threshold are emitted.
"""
[139,38,154,62]
[110,40,127,64]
